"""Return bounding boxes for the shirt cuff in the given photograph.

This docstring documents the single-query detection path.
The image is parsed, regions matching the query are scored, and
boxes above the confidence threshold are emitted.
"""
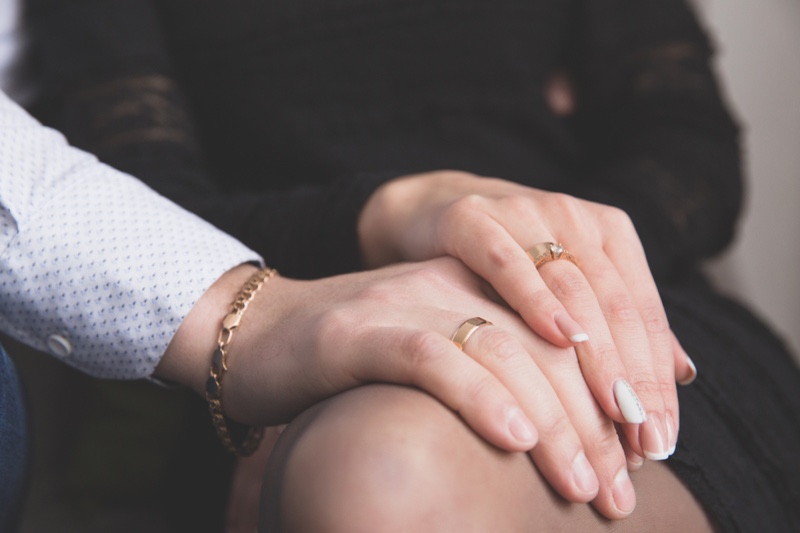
[0,165,261,379]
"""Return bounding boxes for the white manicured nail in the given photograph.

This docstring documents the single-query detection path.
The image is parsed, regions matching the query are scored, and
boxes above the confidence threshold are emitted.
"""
[666,412,678,455]
[641,414,670,460]
[613,380,646,424]
[678,355,698,385]
[668,444,676,456]
[554,311,589,344]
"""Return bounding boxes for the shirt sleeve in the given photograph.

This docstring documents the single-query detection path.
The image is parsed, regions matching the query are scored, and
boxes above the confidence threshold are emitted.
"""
[0,90,262,379]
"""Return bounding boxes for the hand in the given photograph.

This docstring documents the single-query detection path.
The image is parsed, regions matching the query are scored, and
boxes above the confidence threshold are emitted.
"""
[359,171,696,462]
[159,259,634,517]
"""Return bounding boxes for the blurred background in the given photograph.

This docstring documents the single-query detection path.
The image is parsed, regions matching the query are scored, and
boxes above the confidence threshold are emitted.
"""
[695,0,800,361]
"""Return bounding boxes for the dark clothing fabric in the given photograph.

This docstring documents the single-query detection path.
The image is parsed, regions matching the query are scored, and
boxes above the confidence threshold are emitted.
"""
[0,344,28,532]
[26,0,800,530]
[28,0,741,281]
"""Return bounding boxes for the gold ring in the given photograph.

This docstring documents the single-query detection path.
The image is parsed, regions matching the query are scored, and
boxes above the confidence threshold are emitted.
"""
[450,317,492,350]
[527,242,577,269]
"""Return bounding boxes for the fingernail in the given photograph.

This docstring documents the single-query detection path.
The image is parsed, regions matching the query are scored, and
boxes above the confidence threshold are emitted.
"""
[640,413,670,460]
[678,355,698,385]
[506,407,537,446]
[554,311,589,343]
[666,411,678,455]
[612,467,636,515]
[572,451,599,495]
[613,380,646,424]
[627,451,645,471]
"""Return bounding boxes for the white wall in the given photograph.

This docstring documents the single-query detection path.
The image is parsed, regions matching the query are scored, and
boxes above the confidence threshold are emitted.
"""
[694,0,800,361]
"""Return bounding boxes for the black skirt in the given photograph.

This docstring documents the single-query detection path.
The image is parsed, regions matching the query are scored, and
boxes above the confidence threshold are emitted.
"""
[662,273,800,531]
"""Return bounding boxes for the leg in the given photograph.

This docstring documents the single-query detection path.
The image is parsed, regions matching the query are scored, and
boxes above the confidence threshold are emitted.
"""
[260,384,713,532]
[0,343,29,531]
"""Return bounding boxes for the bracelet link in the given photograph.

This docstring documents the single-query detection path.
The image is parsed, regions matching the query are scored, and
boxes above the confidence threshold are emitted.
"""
[205,267,277,456]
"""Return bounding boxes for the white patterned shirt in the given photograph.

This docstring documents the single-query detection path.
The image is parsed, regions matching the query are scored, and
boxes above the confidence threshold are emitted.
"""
[0,90,262,379]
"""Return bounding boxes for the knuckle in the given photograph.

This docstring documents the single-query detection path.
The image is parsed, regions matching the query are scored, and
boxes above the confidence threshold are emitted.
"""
[550,193,586,224]
[600,205,634,230]
[546,268,589,302]
[316,306,357,342]
[403,330,449,369]
[629,375,673,397]
[485,240,523,270]
[478,328,523,365]
[535,413,574,440]
[639,302,670,336]
[448,194,487,219]
[589,421,625,458]
[498,194,533,215]
[460,374,498,412]
[526,288,563,315]
[379,265,452,298]
[590,342,618,366]
[603,295,640,329]
[354,279,398,305]
[407,264,450,288]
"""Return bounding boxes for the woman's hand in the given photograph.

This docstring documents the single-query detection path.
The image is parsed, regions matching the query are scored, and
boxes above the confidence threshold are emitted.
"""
[161,259,637,518]
[359,171,696,462]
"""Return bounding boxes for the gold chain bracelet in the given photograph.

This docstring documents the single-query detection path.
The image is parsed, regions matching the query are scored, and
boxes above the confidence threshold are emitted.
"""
[206,267,277,456]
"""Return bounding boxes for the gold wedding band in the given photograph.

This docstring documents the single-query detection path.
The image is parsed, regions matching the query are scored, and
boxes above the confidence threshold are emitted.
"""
[527,242,577,269]
[450,317,492,350]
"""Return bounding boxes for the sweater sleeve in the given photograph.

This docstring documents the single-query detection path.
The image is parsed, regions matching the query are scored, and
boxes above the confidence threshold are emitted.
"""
[26,0,384,280]
[564,0,743,280]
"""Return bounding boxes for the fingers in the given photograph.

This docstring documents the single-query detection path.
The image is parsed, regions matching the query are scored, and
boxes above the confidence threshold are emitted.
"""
[476,200,673,461]
[436,190,681,461]
[350,322,602,504]
[544,253,673,461]
[463,324,600,502]
[439,197,588,347]
[619,425,646,472]
[505,319,637,519]
[672,332,698,385]
[350,326,538,453]
[533,258,646,426]
[595,219,680,458]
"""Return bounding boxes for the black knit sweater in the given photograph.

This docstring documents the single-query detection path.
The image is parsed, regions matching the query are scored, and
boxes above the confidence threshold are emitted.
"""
[27,0,741,281]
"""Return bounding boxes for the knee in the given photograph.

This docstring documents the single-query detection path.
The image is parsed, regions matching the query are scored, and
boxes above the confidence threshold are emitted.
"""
[262,384,507,532]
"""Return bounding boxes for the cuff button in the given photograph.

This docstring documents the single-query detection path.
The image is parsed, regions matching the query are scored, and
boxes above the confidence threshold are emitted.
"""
[46,334,73,358]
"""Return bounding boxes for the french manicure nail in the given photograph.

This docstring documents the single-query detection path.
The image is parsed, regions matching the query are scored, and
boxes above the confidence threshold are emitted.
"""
[612,467,636,515]
[666,412,678,455]
[572,451,599,495]
[507,407,537,446]
[554,311,589,344]
[678,355,698,385]
[613,380,646,424]
[641,413,670,460]
[627,451,645,471]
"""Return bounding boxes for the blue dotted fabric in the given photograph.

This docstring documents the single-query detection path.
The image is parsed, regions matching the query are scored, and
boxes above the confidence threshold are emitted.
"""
[0,91,261,378]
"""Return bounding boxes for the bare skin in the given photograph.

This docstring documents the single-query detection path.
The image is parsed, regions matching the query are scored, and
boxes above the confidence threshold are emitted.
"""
[262,384,713,533]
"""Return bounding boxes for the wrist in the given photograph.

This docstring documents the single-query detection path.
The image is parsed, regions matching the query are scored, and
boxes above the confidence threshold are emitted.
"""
[358,175,411,269]
[357,170,481,268]
[155,263,260,393]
